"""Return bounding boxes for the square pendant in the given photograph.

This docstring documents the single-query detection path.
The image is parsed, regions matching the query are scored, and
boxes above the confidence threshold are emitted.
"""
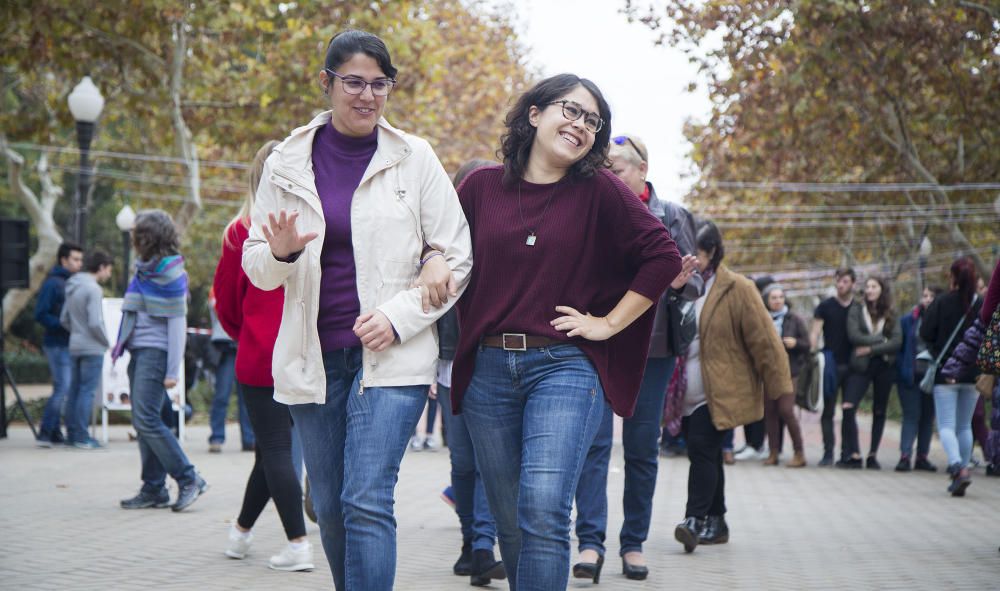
[526,234,537,246]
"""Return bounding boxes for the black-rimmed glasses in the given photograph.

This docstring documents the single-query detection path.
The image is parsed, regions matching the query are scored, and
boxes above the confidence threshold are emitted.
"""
[613,135,646,162]
[547,100,604,133]
[325,69,396,96]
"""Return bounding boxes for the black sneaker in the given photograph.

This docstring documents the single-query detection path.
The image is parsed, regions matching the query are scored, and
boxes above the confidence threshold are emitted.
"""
[120,489,171,509]
[172,475,208,512]
[895,457,912,472]
[835,457,863,469]
[818,452,834,467]
[914,458,938,472]
[866,456,882,470]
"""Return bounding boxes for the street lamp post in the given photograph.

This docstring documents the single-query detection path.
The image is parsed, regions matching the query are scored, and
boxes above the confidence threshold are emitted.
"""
[918,236,933,296]
[67,76,105,246]
[115,204,136,295]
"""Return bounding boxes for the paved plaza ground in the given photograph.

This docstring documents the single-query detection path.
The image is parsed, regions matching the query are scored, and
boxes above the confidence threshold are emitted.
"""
[1,410,997,590]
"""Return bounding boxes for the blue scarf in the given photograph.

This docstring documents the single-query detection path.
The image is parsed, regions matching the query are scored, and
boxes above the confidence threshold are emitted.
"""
[112,255,188,361]
[770,305,789,336]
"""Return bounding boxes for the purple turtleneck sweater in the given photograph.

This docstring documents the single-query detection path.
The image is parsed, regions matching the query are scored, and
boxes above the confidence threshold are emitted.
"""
[312,122,377,351]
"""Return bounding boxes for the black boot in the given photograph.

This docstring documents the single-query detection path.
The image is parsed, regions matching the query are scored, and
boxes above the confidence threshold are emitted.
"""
[674,517,703,554]
[470,549,506,586]
[698,515,730,545]
[453,542,473,576]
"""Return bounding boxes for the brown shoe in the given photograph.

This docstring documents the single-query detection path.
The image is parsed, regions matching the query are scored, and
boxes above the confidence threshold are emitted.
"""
[763,451,779,466]
[723,450,735,465]
[787,452,806,468]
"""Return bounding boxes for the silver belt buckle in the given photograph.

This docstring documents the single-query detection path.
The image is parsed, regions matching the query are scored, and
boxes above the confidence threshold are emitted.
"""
[502,333,527,351]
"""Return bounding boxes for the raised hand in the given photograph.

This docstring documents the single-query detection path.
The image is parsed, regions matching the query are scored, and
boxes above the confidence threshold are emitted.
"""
[670,254,699,290]
[262,209,318,260]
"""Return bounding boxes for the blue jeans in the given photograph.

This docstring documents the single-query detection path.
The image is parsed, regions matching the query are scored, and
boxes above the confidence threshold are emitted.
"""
[128,348,197,492]
[462,344,607,591]
[898,381,935,458]
[65,355,103,444]
[208,344,254,447]
[289,348,427,591]
[933,383,979,468]
[39,345,72,440]
[438,383,498,552]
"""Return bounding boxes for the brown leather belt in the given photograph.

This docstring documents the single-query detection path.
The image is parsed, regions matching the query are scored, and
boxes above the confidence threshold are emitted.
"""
[481,333,561,351]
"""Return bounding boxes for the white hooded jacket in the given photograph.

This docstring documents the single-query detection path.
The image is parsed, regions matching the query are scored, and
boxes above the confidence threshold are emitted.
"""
[242,112,472,405]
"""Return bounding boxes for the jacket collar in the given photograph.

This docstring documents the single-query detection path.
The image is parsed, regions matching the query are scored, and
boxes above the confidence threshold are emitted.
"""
[270,111,412,189]
[700,264,738,331]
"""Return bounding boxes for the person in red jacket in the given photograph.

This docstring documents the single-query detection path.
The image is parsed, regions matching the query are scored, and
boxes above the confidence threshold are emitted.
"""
[213,140,314,572]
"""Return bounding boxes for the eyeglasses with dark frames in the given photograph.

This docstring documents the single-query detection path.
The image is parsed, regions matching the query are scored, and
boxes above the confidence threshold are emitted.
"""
[325,69,396,96]
[546,100,604,134]
[612,135,646,162]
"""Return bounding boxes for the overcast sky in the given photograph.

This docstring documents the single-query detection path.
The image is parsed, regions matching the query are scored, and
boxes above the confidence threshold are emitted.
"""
[504,0,710,202]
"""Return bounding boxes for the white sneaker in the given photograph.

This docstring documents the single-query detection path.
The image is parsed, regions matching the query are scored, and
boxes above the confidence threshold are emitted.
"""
[268,541,315,572]
[733,446,759,461]
[751,446,771,461]
[225,525,253,559]
[424,433,440,451]
[409,435,425,452]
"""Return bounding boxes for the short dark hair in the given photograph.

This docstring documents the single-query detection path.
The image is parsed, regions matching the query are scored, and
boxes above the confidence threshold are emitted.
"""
[132,210,180,262]
[835,267,856,282]
[499,74,612,187]
[84,250,113,273]
[325,30,398,80]
[696,220,725,271]
[58,242,82,262]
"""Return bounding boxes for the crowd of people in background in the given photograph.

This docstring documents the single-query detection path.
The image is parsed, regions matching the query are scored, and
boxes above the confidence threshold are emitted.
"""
[26,27,1000,591]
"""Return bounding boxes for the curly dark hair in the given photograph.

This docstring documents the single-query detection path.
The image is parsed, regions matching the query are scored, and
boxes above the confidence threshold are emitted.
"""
[132,209,180,262]
[498,73,611,187]
[864,276,893,322]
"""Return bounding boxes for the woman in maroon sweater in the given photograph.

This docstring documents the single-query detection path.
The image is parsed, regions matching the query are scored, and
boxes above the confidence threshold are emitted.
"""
[213,141,312,571]
[453,74,683,590]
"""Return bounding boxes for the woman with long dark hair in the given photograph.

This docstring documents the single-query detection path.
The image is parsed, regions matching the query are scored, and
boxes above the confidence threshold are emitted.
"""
[838,276,902,470]
[760,283,808,467]
[114,210,206,512]
[923,257,982,495]
[451,74,683,589]
[242,30,472,589]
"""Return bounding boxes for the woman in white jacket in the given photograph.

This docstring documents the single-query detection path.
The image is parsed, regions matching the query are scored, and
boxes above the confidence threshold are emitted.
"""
[242,30,472,590]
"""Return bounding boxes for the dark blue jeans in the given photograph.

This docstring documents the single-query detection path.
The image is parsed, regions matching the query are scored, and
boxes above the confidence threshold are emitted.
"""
[290,348,428,591]
[898,381,935,458]
[438,383,498,552]
[39,345,72,440]
[65,355,103,444]
[575,356,675,556]
[128,348,197,492]
[208,344,254,447]
[462,344,606,591]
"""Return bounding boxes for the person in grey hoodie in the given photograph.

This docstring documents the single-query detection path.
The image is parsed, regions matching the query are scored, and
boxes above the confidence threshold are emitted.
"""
[60,250,113,449]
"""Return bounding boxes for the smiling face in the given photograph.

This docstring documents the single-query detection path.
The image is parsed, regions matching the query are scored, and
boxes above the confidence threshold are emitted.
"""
[767,288,786,312]
[864,278,882,303]
[527,85,599,174]
[320,53,389,137]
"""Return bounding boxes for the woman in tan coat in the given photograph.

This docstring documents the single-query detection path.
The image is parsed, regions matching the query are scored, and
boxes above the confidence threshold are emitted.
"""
[672,221,792,554]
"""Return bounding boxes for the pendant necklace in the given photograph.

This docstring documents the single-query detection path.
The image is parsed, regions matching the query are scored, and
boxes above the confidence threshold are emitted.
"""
[517,179,560,247]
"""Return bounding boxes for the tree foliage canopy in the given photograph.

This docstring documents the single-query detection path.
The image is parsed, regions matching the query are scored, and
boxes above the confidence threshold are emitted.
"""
[624,0,998,294]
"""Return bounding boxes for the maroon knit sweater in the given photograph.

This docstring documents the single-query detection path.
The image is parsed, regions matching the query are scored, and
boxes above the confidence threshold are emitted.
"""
[451,166,682,418]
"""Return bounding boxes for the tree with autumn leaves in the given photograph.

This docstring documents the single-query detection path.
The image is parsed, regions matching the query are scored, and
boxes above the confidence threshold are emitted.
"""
[624,0,997,295]
[1,0,532,330]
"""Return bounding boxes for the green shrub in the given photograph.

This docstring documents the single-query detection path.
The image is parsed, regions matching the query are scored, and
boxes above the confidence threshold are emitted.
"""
[3,350,51,383]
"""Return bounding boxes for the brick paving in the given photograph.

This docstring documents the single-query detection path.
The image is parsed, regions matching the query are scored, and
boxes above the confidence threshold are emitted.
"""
[1,411,996,590]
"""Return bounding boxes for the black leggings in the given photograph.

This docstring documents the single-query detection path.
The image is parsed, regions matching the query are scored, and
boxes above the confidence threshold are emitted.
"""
[841,358,893,459]
[237,384,306,540]
[683,405,726,518]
